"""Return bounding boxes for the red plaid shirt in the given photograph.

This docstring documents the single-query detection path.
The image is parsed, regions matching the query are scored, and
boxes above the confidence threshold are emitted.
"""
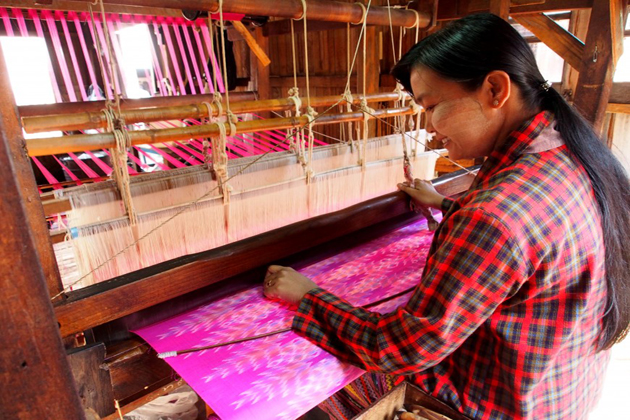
[293,112,610,419]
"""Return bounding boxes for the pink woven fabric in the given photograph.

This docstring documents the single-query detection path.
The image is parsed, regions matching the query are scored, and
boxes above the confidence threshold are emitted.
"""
[135,218,436,420]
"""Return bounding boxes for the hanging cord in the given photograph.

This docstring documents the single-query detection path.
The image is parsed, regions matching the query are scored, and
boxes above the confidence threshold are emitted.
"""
[51,0,452,300]
[357,2,374,169]
[343,22,354,148]
[201,101,215,169]
[297,0,318,182]
[214,0,235,202]
[89,1,137,225]
[286,19,302,154]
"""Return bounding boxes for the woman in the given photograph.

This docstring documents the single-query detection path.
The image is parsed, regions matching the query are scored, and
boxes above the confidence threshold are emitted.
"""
[264,13,630,419]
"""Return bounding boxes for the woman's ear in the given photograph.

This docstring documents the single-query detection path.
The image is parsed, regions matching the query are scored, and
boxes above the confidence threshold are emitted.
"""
[483,70,511,108]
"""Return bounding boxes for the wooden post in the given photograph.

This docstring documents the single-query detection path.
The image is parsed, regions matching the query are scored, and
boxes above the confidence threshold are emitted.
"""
[573,0,629,133]
[67,343,116,418]
[0,43,85,419]
[489,0,510,20]
[0,41,64,298]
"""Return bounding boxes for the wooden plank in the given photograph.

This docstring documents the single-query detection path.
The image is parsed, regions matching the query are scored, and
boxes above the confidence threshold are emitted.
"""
[0,43,64,298]
[254,27,270,101]
[67,344,116,418]
[233,21,270,67]
[264,19,348,37]
[270,75,358,89]
[0,43,85,420]
[611,0,627,65]
[437,0,594,20]
[54,171,475,337]
[489,0,511,20]
[574,0,629,132]
[607,103,630,113]
[514,13,585,70]
[561,9,591,100]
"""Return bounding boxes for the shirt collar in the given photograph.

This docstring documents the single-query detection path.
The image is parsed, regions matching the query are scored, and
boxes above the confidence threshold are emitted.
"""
[473,110,554,185]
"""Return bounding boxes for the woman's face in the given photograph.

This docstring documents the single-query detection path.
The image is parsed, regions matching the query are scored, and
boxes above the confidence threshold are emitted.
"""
[409,66,504,161]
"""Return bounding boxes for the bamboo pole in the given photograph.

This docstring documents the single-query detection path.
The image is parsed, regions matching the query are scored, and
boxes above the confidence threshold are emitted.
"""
[22,92,406,133]
[26,106,416,156]
[16,91,256,118]
[86,0,429,28]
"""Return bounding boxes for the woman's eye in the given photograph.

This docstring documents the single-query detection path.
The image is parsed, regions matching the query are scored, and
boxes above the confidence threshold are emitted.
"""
[424,105,435,112]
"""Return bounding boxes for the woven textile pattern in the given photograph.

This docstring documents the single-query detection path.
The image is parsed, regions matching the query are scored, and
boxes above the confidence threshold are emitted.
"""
[135,218,435,420]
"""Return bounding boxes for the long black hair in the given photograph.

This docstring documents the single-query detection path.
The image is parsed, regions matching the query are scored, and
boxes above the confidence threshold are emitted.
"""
[392,13,630,350]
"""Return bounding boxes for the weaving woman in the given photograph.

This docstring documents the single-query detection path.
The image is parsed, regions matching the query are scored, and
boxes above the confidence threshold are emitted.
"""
[263,13,630,420]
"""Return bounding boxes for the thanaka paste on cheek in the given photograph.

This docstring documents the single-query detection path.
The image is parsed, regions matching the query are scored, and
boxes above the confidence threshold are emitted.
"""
[431,97,491,145]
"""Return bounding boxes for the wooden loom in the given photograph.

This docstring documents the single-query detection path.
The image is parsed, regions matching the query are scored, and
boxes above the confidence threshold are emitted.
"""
[1,0,627,419]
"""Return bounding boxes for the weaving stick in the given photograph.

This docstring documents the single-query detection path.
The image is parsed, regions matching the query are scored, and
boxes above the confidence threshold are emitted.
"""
[181,24,206,94]
[27,9,63,102]
[192,22,213,94]
[59,11,88,101]
[158,284,417,358]
[160,22,186,95]
[85,150,114,175]
[42,10,78,102]
[172,23,196,94]
[71,12,102,99]
[32,157,63,189]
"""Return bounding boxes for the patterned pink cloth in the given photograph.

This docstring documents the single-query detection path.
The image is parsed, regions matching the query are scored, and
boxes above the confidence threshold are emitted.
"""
[135,218,435,419]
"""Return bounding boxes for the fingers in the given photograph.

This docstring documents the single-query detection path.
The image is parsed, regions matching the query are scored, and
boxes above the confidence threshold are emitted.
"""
[266,264,284,276]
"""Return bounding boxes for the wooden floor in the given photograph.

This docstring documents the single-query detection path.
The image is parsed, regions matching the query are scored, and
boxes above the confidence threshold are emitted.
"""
[589,336,630,419]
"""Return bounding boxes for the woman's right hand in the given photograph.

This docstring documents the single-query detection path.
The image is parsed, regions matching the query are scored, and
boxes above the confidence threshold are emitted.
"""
[397,179,445,210]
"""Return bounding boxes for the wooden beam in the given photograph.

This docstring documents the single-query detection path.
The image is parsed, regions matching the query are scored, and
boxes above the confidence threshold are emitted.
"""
[85,0,430,28]
[253,27,270,102]
[0,38,64,297]
[0,42,85,420]
[232,21,270,67]
[514,13,585,70]
[437,0,594,21]
[574,0,629,132]
[489,0,511,20]
[53,170,476,337]
[264,19,348,37]
[3,0,181,17]
[607,103,630,113]
[17,91,256,118]
[26,106,416,156]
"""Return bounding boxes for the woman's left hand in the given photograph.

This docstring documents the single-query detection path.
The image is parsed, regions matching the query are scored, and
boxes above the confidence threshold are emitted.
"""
[263,265,318,305]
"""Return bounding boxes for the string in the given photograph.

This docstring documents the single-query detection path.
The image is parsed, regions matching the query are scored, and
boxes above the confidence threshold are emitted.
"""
[157,284,419,358]
[50,3,469,300]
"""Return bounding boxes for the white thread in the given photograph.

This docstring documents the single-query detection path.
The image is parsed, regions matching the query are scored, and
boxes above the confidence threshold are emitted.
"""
[157,351,177,359]
[353,2,368,25]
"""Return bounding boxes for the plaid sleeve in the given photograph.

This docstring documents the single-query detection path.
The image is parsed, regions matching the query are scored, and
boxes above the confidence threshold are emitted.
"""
[441,197,455,213]
[292,207,529,375]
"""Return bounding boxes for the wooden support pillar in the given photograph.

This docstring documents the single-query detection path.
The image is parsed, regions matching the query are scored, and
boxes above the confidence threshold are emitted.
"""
[0,42,64,299]
[574,0,629,133]
[489,0,510,20]
[0,43,85,419]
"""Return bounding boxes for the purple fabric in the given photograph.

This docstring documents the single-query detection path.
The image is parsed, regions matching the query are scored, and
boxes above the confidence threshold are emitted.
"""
[136,218,436,420]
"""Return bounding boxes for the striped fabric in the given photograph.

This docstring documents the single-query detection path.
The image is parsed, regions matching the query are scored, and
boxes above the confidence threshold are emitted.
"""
[294,111,610,419]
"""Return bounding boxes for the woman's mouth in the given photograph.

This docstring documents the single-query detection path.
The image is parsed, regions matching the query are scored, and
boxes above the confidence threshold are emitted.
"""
[442,138,450,148]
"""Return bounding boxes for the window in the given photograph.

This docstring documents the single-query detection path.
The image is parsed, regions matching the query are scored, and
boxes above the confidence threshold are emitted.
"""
[0,36,61,139]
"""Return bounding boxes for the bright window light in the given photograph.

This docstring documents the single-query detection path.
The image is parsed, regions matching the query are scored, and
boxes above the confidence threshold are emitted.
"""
[0,36,61,139]
[117,24,154,99]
